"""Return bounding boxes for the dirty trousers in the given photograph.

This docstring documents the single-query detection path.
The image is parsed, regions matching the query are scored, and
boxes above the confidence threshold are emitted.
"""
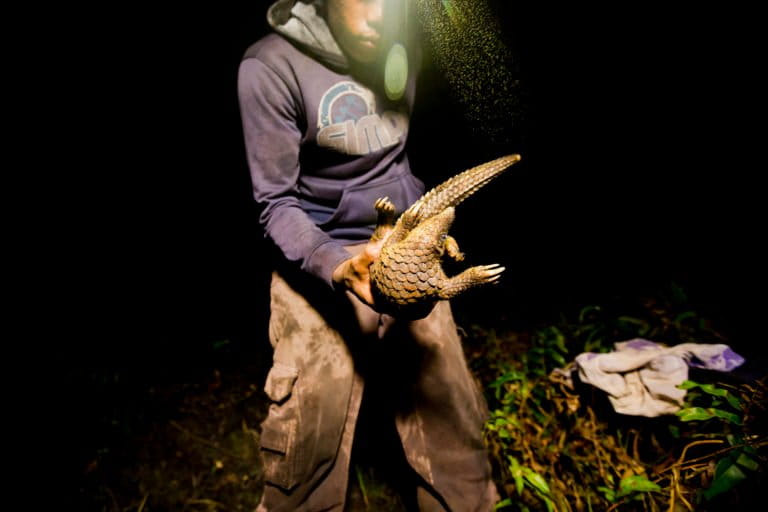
[257,251,498,511]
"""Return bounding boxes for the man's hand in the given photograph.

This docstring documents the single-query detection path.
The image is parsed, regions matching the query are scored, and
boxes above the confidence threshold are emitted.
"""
[332,237,386,308]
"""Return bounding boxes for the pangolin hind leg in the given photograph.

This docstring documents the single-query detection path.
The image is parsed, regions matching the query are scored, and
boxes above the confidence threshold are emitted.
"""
[437,264,505,300]
[444,236,465,262]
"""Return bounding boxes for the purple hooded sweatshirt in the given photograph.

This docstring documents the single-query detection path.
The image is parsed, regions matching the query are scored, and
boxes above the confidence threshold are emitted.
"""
[238,0,424,287]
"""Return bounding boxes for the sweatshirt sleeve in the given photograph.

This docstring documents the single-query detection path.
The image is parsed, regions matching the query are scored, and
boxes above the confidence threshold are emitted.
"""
[238,57,350,287]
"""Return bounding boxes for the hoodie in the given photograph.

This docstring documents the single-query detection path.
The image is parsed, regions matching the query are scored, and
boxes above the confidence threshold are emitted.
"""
[238,0,423,287]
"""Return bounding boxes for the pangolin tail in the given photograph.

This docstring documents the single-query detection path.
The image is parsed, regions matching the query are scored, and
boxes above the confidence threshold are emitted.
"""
[407,154,521,223]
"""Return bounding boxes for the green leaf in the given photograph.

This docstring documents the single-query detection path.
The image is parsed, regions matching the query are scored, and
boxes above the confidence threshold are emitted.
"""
[700,383,728,397]
[735,452,760,472]
[710,408,742,424]
[507,456,524,496]
[490,371,525,388]
[617,475,661,498]
[579,305,601,323]
[742,445,758,456]
[494,498,513,510]
[522,467,551,495]
[703,458,747,500]
[597,486,616,503]
[531,409,548,425]
[586,327,608,345]
[549,351,566,366]
[617,316,649,335]
[494,417,508,428]
[553,331,568,354]
[677,380,700,390]
[212,339,231,350]
[725,392,743,410]
[674,311,697,324]
[685,390,702,402]
[676,407,715,421]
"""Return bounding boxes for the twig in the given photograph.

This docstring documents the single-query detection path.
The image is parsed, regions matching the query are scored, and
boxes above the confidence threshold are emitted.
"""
[676,485,693,512]
[669,464,693,512]
[667,484,675,512]
[355,465,370,509]
[169,420,247,461]
[664,439,723,512]
[186,498,225,509]
[137,493,149,512]
[631,430,640,462]
[106,487,120,512]
[656,439,732,475]
[606,498,630,512]
[586,409,606,480]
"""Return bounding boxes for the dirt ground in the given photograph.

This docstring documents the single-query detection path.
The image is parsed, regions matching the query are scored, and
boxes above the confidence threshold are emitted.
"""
[75,337,447,511]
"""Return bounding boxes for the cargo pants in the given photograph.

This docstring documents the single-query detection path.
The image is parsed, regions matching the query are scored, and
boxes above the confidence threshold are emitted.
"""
[257,246,498,511]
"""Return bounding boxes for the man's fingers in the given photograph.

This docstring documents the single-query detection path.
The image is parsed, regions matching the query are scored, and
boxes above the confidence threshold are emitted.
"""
[364,241,382,261]
[359,289,374,307]
[353,246,380,270]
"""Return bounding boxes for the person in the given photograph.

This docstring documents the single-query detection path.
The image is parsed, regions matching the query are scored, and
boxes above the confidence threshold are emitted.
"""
[238,1,499,510]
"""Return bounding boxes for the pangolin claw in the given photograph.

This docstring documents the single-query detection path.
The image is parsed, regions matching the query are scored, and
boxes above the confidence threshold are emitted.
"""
[374,196,395,214]
[479,264,505,283]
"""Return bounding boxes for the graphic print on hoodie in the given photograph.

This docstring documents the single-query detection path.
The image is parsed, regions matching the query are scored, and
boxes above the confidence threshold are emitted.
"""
[238,0,423,285]
[316,81,408,155]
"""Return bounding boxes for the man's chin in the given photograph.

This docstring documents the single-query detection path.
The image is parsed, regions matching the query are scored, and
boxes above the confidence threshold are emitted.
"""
[349,43,381,64]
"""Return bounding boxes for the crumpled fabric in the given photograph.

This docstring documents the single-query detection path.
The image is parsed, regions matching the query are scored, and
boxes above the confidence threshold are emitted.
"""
[551,339,745,417]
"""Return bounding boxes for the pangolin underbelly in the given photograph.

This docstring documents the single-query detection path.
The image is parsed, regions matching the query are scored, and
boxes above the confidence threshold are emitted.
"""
[369,154,521,317]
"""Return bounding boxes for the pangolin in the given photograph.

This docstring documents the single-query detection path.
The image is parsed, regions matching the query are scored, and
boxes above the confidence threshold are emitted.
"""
[369,153,521,318]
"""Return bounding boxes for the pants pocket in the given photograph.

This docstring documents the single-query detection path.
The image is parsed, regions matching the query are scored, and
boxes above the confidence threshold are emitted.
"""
[260,362,302,491]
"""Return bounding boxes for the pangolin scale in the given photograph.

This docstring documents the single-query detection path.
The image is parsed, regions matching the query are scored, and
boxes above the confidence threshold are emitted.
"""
[369,154,521,318]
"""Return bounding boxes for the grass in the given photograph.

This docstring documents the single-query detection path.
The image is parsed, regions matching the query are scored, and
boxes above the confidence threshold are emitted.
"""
[76,284,766,511]
[467,286,767,511]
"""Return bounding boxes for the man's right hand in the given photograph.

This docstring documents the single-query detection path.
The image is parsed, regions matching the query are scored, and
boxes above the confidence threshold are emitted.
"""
[331,237,385,308]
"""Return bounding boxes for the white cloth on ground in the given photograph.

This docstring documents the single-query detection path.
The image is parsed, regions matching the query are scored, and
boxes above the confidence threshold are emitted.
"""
[552,339,745,417]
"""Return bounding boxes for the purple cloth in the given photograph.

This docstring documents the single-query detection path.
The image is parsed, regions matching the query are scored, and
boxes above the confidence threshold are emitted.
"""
[552,339,746,417]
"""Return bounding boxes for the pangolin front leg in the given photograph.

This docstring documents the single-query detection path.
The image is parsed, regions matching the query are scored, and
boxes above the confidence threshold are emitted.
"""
[370,196,396,242]
[437,264,505,300]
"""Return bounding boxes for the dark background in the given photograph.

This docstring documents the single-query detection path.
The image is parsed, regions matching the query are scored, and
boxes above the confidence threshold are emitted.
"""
[41,0,763,431]
[35,2,764,505]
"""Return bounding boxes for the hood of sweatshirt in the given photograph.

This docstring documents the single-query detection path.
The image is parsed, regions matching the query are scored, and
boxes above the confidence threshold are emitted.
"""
[267,0,349,71]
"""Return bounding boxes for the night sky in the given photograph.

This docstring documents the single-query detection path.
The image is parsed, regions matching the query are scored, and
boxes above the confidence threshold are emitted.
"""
[43,3,764,373]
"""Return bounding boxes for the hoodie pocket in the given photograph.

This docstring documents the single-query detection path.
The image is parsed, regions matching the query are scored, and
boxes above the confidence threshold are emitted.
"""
[260,362,301,491]
[318,171,422,229]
